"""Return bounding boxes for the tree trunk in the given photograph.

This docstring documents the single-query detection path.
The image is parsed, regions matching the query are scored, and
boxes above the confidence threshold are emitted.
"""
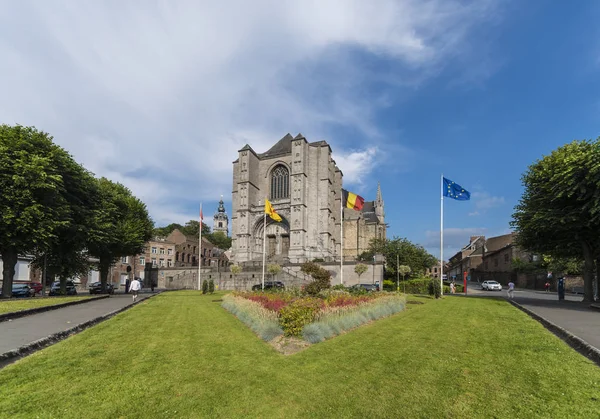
[581,242,595,302]
[99,257,111,293]
[0,248,18,299]
[596,257,600,301]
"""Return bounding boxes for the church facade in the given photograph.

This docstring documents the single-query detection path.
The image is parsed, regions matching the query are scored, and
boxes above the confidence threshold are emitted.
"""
[230,133,385,264]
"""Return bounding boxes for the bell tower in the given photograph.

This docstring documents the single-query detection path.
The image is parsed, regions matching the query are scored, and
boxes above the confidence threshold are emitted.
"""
[213,196,229,236]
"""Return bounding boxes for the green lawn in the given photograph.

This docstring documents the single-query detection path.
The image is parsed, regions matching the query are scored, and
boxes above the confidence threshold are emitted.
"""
[0,296,94,314]
[0,292,598,418]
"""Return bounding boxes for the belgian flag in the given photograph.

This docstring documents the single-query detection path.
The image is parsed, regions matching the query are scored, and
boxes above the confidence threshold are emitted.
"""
[342,189,364,211]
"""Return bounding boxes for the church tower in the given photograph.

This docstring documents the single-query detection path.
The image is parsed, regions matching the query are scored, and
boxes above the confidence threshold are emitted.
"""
[213,196,229,236]
[375,182,384,223]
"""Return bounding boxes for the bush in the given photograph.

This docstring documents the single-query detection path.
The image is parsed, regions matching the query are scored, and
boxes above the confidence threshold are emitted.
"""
[279,298,322,337]
[208,279,215,294]
[301,261,331,296]
[383,280,395,291]
[428,279,441,299]
[202,279,209,294]
[331,284,346,291]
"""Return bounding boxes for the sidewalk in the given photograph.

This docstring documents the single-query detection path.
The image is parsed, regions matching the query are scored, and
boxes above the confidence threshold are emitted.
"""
[0,293,151,357]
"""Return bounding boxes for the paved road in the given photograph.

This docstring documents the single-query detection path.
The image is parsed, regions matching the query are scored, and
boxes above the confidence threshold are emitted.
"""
[464,285,600,351]
[0,293,150,355]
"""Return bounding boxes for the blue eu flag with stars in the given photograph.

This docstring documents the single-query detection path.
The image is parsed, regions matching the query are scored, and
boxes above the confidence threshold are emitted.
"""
[443,177,470,201]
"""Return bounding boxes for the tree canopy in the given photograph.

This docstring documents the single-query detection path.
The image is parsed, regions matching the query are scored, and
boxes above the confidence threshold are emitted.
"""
[0,125,93,297]
[368,237,437,278]
[511,139,600,301]
[87,178,153,289]
[154,219,232,250]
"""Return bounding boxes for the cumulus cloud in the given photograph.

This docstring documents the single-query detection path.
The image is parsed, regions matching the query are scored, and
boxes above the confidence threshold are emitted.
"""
[0,0,499,224]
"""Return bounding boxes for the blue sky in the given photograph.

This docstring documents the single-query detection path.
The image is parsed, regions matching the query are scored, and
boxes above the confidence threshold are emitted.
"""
[1,1,599,259]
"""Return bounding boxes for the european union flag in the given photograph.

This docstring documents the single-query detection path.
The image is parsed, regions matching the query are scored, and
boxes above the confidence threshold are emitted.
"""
[443,177,470,201]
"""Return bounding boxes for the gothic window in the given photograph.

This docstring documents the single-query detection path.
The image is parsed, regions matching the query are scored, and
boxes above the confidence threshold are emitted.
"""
[270,165,289,200]
[219,222,223,228]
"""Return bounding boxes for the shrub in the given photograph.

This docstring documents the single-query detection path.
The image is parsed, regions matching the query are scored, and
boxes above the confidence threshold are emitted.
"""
[279,298,322,337]
[208,279,215,294]
[428,279,441,298]
[301,261,331,295]
[383,279,395,291]
[331,284,346,291]
[202,279,209,294]
[302,323,325,343]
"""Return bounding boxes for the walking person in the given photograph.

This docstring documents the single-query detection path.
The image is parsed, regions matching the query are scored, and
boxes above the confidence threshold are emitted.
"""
[450,281,456,294]
[507,280,515,299]
[544,281,550,292]
[129,277,142,302]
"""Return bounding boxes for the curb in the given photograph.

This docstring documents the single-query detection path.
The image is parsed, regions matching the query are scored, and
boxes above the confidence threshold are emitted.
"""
[0,291,164,368]
[0,295,110,323]
[508,300,600,367]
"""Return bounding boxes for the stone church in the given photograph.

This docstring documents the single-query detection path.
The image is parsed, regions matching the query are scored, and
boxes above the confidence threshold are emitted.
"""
[230,133,386,264]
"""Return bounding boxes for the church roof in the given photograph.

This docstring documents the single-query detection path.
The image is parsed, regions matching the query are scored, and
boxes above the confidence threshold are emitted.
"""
[260,133,294,158]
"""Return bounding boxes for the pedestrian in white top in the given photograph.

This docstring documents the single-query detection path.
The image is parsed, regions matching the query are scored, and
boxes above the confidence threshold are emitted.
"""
[129,278,142,302]
[507,281,515,299]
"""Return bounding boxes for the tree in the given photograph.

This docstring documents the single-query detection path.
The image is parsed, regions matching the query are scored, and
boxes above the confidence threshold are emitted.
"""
[202,279,209,294]
[354,263,368,283]
[0,125,90,298]
[511,139,600,302]
[397,265,411,292]
[267,263,282,281]
[368,237,437,278]
[208,279,215,294]
[87,178,153,292]
[301,261,331,295]
[153,220,210,238]
[230,264,242,290]
[206,231,232,250]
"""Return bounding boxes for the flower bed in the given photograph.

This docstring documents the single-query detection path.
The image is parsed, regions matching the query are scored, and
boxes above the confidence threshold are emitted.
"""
[222,290,405,344]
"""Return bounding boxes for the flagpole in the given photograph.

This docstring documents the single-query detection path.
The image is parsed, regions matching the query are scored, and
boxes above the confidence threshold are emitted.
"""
[198,203,202,291]
[340,188,344,285]
[440,175,444,297]
[262,203,266,291]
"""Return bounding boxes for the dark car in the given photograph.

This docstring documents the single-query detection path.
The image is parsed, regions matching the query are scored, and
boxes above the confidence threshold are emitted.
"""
[49,280,78,296]
[88,282,114,295]
[25,282,43,294]
[350,283,379,292]
[6,283,35,298]
[252,281,285,291]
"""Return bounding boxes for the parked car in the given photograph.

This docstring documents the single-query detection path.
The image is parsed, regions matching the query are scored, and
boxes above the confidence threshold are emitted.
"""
[49,280,78,296]
[350,283,379,292]
[481,280,502,291]
[24,282,43,294]
[251,281,285,291]
[88,282,114,295]
[4,283,35,298]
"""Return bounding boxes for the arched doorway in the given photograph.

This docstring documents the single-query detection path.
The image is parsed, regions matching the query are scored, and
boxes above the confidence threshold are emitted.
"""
[253,216,290,261]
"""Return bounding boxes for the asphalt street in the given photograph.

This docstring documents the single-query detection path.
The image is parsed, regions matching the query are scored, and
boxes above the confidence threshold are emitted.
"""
[0,293,150,355]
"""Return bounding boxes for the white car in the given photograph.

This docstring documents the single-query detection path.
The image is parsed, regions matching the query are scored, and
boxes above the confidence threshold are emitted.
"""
[482,280,502,291]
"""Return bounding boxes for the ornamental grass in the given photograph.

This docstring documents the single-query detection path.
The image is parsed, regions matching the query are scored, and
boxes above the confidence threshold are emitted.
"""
[221,295,283,341]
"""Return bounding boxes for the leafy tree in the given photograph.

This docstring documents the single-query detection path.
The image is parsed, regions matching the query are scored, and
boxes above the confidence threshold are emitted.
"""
[202,279,209,294]
[206,231,232,250]
[301,261,331,295]
[87,178,153,292]
[354,263,368,282]
[0,125,89,298]
[153,220,210,238]
[267,263,282,281]
[397,265,411,292]
[368,237,437,278]
[230,264,242,290]
[511,139,600,302]
[208,279,215,294]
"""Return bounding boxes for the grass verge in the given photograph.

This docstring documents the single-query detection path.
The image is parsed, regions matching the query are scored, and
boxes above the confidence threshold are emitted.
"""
[0,291,598,418]
[0,296,94,315]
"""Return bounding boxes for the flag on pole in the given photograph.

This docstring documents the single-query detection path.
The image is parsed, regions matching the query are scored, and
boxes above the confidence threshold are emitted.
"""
[341,189,365,211]
[265,199,282,222]
[200,206,204,222]
[443,178,470,201]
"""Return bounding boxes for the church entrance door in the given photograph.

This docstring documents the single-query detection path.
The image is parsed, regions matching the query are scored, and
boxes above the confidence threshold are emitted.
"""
[281,235,290,256]
[267,236,276,258]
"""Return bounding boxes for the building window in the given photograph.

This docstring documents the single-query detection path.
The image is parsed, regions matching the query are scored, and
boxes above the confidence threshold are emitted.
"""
[218,222,223,228]
[270,165,289,200]
[160,248,165,254]
[168,248,173,255]
[504,254,509,263]
[140,257,145,266]
[151,258,157,266]
[121,256,128,263]
[167,259,172,267]
[151,247,157,254]
[159,258,165,267]
[434,267,438,273]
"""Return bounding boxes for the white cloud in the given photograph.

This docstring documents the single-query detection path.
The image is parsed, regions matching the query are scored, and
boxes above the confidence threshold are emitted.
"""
[472,192,506,210]
[468,211,480,216]
[0,0,500,223]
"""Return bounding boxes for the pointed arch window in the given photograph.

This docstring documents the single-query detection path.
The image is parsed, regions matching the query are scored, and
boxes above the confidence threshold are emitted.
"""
[270,165,289,200]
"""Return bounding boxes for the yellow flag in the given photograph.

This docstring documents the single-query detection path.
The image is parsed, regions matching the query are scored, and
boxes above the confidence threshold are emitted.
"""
[265,199,282,222]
